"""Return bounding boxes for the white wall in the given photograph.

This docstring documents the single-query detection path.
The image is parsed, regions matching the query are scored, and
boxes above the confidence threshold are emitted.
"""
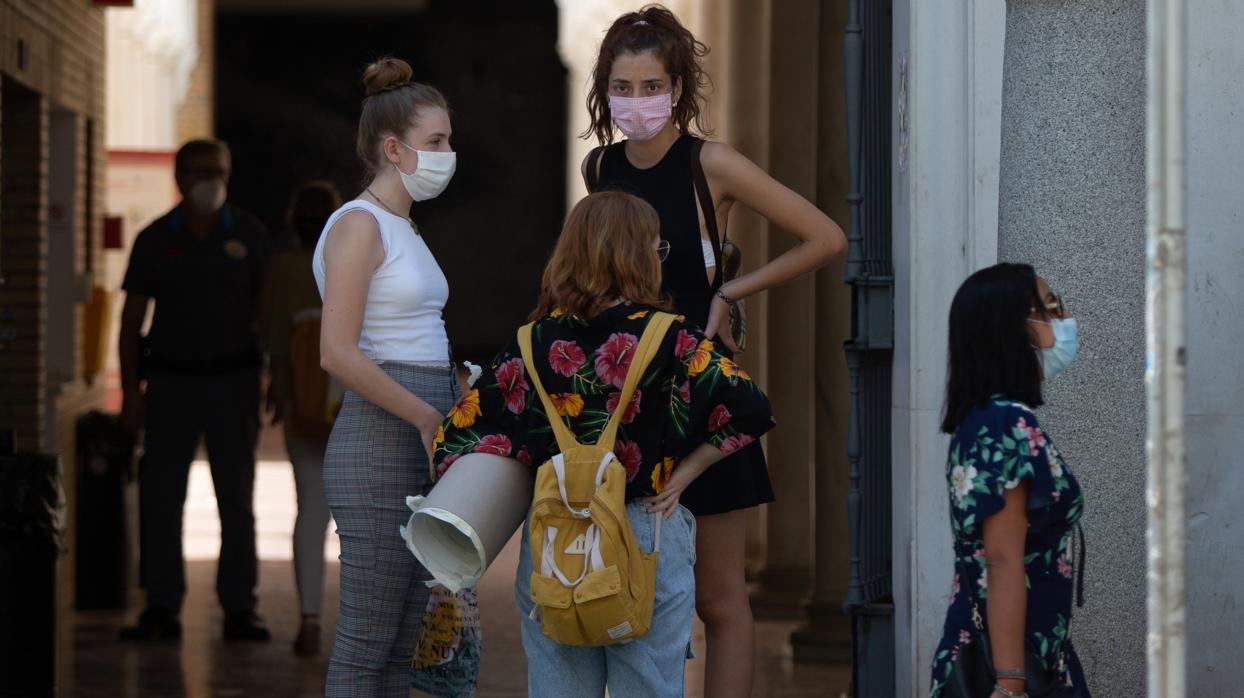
[891,0,1004,693]
[1183,1,1244,692]
[105,0,199,151]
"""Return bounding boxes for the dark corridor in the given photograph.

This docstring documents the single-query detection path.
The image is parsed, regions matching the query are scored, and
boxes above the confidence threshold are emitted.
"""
[215,0,567,361]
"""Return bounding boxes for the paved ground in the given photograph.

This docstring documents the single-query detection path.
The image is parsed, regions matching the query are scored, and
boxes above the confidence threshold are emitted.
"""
[65,424,850,696]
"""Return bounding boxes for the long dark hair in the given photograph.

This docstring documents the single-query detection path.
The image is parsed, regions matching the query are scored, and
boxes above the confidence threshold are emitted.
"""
[941,263,1045,433]
[583,4,711,146]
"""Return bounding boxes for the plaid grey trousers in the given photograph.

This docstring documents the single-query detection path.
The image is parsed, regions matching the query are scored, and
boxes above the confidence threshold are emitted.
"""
[323,362,459,697]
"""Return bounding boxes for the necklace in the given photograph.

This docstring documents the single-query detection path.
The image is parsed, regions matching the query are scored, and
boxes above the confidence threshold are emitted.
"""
[364,188,417,233]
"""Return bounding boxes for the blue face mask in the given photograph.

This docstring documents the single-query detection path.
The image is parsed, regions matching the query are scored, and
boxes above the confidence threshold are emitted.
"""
[1031,318,1079,381]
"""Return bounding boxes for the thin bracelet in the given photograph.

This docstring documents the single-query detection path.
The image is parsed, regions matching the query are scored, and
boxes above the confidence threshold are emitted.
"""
[715,288,737,306]
[993,685,1028,698]
[995,670,1026,680]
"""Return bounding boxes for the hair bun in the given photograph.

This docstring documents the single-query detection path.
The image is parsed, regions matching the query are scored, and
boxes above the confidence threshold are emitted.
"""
[362,57,414,97]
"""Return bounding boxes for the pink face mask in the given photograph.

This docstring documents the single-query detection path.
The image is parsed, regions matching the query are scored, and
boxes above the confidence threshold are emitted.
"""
[608,93,673,141]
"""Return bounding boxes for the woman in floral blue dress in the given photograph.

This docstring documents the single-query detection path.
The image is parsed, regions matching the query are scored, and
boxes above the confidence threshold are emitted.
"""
[930,263,1090,698]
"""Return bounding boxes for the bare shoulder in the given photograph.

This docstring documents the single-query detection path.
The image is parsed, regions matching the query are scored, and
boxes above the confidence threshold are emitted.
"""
[326,208,380,243]
[698,139,749,175]
[323,207,384,266]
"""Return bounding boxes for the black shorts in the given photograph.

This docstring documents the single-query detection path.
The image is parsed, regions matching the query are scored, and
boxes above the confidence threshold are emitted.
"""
[678,440,774,517]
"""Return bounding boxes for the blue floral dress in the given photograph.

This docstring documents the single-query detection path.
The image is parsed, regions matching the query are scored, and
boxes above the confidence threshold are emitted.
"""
[929,397,1090,697]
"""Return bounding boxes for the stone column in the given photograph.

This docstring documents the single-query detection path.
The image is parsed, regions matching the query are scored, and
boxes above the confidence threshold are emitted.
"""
[722,0,773,579]
[1183,3,1244,694]
[997,2,1147,695]
[791,0,852,663]
[749,0,818,620]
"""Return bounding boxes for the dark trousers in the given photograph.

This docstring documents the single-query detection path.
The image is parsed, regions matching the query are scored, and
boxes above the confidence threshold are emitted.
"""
[139,369,260,614]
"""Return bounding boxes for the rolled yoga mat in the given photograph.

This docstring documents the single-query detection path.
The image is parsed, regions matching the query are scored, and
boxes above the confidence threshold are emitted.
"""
[400,453,533,591]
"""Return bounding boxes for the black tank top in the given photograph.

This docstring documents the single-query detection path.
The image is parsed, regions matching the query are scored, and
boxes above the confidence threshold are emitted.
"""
[596,134,714,330]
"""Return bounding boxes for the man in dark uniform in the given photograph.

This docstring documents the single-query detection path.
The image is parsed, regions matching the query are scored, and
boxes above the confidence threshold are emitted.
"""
[118,139,271,642]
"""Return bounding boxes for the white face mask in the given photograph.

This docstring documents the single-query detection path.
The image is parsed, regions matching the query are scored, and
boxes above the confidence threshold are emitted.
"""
[188,178,226,215]
[394,142,456,202]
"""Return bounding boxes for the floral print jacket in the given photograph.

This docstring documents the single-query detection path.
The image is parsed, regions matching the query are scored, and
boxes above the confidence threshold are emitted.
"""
[432,303,775,500]
[929,397,1090,697]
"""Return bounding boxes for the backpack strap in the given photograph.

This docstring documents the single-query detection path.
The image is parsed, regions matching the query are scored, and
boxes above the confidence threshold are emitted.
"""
[518,323,581,454]
[596,312,678,451]
[689,138,724,291]
[584,146,605,193]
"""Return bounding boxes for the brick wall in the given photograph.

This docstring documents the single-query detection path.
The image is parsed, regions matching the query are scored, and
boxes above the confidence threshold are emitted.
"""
[0,78,49,451]
[0,1,107,672]
[0,1,107,449]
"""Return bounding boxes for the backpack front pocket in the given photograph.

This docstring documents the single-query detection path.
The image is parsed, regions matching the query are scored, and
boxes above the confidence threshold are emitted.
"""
[571,565,644,644]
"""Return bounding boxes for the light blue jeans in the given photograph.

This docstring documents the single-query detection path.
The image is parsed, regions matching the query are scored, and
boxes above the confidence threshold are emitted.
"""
[514,500,697,698]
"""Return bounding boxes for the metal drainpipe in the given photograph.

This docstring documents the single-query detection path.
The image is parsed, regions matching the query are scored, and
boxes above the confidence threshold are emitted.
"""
[1145,0,1187,695]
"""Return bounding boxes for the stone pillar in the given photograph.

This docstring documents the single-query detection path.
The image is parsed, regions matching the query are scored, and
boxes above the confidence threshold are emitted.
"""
[1183,3,1244,694]
[791,0,852,663]
[997,2,1147,695]
[721,0,773,579]
[749,0,818,620]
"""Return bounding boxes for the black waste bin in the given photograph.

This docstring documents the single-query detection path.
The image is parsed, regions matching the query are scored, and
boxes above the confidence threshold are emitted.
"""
[0,438,61,698]
[74,411,136,610]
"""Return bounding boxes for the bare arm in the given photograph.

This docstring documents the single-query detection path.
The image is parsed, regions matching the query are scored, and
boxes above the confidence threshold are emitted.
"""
[707,141,847,297]
[319,210,444,441]
[982,483,1030,696]
[119,293,148,432]
[702,141,847,347]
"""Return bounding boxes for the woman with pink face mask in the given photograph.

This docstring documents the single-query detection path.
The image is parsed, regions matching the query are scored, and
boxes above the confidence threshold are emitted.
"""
[581,6,847,697]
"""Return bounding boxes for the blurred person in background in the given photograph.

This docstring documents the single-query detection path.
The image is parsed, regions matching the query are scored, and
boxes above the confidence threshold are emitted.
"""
[118,138,272,643]
[261,180,342,656]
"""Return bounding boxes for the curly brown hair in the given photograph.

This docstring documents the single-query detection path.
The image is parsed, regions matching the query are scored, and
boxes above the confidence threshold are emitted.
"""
[582,4,712,146]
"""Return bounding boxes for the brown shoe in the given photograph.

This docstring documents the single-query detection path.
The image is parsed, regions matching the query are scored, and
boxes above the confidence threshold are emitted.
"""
[294,620,321,657]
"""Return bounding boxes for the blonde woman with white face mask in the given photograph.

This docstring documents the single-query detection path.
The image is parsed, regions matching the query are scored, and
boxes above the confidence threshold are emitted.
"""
[311,56,460,696]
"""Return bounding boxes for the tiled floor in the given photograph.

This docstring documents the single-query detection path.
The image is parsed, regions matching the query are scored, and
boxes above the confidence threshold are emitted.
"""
[66,426,850,697]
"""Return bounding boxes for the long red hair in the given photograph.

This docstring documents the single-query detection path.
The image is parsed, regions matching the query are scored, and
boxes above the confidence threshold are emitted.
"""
[532,192,672,320]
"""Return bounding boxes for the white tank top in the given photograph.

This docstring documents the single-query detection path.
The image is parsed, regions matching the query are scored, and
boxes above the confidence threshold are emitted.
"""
[312,200,450,364]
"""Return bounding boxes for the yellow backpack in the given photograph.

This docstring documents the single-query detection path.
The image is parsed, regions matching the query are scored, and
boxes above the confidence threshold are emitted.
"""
[517,311,676,646]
